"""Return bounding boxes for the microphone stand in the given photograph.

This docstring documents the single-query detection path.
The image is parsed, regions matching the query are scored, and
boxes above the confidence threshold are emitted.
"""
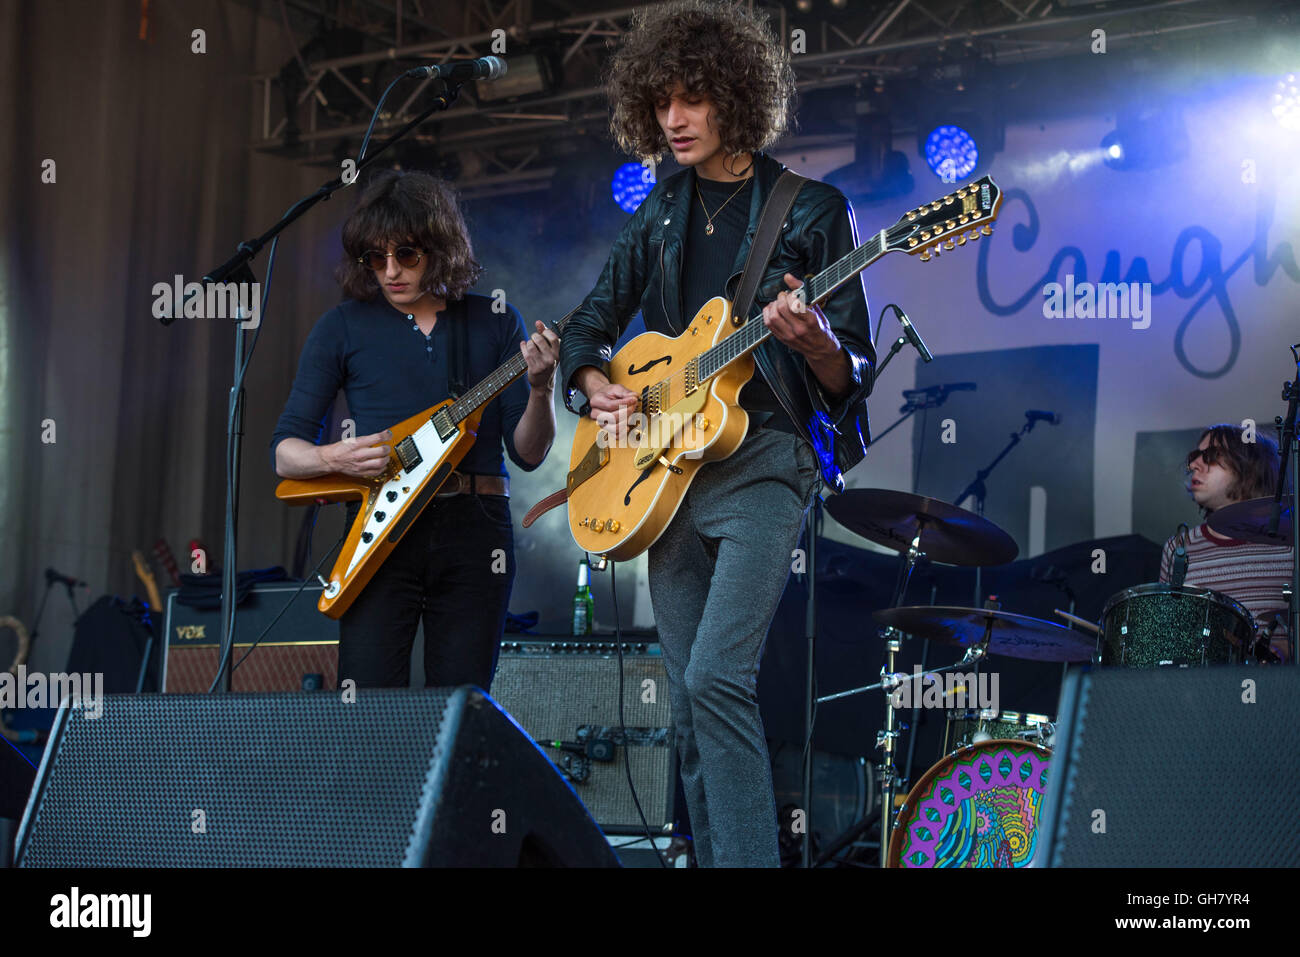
[952,415,1045,607]
[163,79,466,692]
[1273,343,1300,664]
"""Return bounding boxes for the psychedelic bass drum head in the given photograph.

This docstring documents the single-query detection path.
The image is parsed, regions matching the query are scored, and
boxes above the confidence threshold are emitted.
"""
[888,740,1051,868]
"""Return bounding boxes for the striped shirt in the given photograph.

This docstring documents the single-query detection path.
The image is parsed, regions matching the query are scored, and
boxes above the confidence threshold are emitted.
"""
[1159,523,1292,648]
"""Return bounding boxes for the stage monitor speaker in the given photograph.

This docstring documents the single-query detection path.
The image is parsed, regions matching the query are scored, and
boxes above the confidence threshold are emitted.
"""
[16,687,619,867]
[491,639,675,833]
[162,583,338,692]
[1038,666,1300,867]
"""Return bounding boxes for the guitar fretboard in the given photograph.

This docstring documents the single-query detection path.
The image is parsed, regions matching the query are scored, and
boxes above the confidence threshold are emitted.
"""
[697,229,888,380]
[447,311,574,425]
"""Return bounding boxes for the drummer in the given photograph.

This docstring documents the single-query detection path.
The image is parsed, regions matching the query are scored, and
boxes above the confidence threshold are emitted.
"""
[1159,424,1292,661]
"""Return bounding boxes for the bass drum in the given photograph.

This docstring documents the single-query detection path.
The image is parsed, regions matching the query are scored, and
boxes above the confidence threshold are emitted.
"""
[1099,582,1254,667]
[888,739,1051,868]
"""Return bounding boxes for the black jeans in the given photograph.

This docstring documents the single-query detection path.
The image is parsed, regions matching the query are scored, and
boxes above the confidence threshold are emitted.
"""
[337,493,515,691]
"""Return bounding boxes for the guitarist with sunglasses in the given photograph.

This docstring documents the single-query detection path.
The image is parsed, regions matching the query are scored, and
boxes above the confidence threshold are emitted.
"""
[557,0,875,867]
[271,170,559,692]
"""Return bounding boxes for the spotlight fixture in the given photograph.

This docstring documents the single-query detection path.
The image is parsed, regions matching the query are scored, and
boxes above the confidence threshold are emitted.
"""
[611,161,656,213]
[922,124,979,182]
[1100,104,1189,171]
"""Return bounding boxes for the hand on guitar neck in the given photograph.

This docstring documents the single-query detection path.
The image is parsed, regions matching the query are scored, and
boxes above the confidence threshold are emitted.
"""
[575,366,639,441]
[275,429,394,480]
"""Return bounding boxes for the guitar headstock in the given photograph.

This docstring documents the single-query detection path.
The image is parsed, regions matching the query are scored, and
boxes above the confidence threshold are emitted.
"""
[888,175,1002,262]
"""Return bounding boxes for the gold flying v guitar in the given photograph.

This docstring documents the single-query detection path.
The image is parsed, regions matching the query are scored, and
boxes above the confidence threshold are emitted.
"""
[566,175,1003,561]
[276,311,572,619]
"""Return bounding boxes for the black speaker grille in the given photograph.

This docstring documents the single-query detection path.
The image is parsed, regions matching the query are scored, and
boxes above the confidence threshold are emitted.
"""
[18,690,456,867]
[1049,667,1300,866]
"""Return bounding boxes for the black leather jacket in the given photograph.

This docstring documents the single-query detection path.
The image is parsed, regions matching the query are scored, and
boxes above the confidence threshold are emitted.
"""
[559,151,876,491]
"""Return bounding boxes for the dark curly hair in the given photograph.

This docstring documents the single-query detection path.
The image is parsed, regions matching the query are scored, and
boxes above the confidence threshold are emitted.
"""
[334,169,482,302]
[605,0,796,161]
[1191,423,1282,510]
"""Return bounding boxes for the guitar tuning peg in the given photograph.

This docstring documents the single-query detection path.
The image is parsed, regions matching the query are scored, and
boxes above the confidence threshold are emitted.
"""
[968,229,979,240]
[920,250,931,262]
[943,238,955,250]
[981,224,993,236]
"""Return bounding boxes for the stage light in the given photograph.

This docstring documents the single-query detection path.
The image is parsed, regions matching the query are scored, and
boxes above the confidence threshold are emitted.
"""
[1272,73,1300,130]
[795,0,813,11]
[1100,105,1188,171]
[611,161,655,213]
[922,124,979,182]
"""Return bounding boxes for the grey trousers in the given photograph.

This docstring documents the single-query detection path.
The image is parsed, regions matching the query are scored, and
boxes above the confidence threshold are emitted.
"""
[647,428,821,867]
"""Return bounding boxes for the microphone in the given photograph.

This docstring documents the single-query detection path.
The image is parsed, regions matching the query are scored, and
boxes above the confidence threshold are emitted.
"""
[45,567,87,588]
[1171,523,1189,588]
[1026,409,1061,425]
[894,307,934,362]
[901,382,976,400]
[406,57,507,82]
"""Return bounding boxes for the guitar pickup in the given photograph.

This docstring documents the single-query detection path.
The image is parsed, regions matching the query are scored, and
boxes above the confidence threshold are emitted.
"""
[394,436,422,472]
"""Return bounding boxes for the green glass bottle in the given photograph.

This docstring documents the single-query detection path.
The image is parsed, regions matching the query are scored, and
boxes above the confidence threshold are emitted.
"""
[572,559,594,636]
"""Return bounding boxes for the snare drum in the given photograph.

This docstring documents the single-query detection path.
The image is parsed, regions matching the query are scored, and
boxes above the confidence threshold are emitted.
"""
[942,709,1055,755]
[889,740,1051,868]
[1099,583,1254,668]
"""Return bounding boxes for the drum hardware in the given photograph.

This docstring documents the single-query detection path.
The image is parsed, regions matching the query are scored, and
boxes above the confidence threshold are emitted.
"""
[818,489,1027,867]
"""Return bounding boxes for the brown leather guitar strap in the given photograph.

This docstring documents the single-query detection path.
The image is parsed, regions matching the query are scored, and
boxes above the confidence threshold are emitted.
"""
[522,168,807,528]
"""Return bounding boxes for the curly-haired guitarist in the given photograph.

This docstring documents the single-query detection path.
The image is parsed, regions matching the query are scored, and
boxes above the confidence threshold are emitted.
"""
[558,0,875,867]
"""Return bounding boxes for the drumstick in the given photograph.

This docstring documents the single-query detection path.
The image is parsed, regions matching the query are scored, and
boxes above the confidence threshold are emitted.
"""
[1054,608,1101,634]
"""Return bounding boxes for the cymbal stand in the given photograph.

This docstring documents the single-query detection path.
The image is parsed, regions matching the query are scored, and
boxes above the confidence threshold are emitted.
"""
[814,646,988,867]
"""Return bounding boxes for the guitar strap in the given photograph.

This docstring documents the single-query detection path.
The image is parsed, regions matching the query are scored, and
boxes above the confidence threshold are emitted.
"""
[730,169,807,327]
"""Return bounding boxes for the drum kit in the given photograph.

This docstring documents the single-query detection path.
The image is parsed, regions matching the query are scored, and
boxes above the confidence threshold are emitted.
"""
[814,487,1295,869]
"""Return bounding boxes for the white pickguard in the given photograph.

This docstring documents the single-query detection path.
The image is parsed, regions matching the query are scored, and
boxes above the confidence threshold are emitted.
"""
[341,417,458,581]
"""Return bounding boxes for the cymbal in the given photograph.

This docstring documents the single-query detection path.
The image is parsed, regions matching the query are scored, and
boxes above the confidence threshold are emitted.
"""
[873,605,1096,662]
[825,489,1018,566]
[1206,497,1294,546]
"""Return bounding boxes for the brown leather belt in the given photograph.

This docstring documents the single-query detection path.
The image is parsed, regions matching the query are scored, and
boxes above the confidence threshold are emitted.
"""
[435,471,509,498]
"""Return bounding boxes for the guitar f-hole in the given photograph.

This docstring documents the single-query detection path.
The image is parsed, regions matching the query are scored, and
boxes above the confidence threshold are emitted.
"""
[628,355,671,375]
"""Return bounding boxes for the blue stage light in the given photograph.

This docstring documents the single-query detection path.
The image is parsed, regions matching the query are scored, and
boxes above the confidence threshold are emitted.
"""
[1273,73,1300,130]
[922,125,979,181]
[612,161,656,213]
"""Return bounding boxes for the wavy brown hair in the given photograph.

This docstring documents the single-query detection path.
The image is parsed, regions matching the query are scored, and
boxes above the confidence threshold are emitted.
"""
[335,170,482,302]
[1193,423,1282,509]
[605,0,796,162]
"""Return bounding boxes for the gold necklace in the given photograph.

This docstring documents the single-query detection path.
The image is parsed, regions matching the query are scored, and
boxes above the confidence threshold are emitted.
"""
[695,177,750,236]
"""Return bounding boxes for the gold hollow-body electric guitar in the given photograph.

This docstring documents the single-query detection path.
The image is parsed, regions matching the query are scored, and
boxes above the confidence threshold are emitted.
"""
[566,176,1003,561]
[276,312,572,619]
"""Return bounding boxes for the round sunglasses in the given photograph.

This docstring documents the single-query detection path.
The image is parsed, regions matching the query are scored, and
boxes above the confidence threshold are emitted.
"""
[357,246,424,271]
